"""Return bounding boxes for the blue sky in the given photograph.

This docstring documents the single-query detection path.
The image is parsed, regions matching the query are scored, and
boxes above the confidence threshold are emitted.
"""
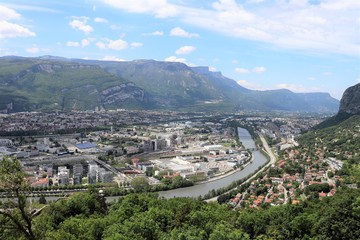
[0,0,359,99]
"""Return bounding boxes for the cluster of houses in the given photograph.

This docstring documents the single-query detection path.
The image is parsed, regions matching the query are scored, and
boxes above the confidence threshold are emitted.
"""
[0,110,195,133]
[229,147,342,208]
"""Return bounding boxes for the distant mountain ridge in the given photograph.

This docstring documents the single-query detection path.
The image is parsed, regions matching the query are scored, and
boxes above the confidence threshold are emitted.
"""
[0,56,339,113]
[72,58,338,112]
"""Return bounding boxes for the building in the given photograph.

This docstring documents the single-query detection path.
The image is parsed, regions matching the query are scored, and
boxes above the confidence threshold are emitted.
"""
[58,166,70,185]
[87,162,98,184]
[98,171,113,183]
[204,145,224,151]
[31,178,49,188]
[73,164,84,176]
[0,139,13,146]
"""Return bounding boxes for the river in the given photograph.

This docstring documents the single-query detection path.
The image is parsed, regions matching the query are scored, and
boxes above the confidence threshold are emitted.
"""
[23,128,268,202]
[156,127,267,199]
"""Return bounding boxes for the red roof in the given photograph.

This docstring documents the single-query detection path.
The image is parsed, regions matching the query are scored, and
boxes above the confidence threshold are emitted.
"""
[31,178,49,186]
[319,192,327,197]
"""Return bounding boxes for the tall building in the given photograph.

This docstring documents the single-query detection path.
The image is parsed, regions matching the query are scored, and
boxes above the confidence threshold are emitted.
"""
[57,166,70,186]
[87,162,98,184]
[73,164,84,185]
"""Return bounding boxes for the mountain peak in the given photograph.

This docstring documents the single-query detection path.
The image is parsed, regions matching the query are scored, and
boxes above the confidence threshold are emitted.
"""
[339,83,360,115]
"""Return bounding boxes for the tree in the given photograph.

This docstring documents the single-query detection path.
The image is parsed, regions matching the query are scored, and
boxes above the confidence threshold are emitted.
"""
[131,177,149,192]
[0,157,36,240]
[38,195,47,205]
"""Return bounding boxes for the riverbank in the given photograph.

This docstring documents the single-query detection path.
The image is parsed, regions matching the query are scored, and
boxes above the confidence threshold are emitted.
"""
[205,133,276,202]
[196,157,253,185]
[13,128,267,201]
[157,128,268,199]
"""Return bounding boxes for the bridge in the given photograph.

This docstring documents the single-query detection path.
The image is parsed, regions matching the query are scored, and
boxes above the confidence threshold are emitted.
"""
[93,158,132,182]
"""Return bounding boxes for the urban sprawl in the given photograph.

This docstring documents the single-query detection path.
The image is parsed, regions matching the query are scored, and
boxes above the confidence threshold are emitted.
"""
[0,110,344,208]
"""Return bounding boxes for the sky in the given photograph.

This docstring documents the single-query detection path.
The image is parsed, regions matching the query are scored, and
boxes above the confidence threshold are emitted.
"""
[0,0,359,99]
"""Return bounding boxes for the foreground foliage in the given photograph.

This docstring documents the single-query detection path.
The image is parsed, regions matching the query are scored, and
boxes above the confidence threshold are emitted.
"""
[0,157,35,240]
[2,188,357,240]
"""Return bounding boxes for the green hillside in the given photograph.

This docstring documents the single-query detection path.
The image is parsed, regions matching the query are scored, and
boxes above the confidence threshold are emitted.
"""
[0,57,146,112]
[0,56,340,113]
[299,115,360,185]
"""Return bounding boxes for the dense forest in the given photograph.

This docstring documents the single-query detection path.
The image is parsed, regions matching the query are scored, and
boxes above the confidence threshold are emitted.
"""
[0,189,358,240]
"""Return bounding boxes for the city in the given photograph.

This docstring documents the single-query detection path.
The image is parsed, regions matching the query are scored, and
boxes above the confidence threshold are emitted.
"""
[0,109,339,208]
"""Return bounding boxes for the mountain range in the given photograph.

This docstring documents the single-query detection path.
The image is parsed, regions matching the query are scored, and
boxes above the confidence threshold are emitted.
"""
[0,56,339,113]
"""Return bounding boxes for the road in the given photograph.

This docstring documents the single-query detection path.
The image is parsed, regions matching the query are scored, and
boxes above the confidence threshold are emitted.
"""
[94,158,132,182]
[206,133,276,202]
[259,134,277,166]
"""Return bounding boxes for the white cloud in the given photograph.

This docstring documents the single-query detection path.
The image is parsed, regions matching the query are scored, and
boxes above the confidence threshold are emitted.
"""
[69,17,93,35]
[276,83,307,93]
[101,0,179,18]
[110,25,121,30]
[96,42,106,49]
[100,56,125,61]
[252,66,266,73]
[152,30,163,36]
[94,17,108,23]
[235,68,250,74]
[322,72,333,76]
[144,30,164,36]
[170,27,199,38]
[81,39,90,47]
[108,39,128,50]
[308,77,316,81]
[321,1,360,11]
[209,67,218,72]
[179,0,360,56]
[0,6,35,39]
[236,66,266,74]
[66,39,90,47]
[131,42,143,48]
[0,20,35,38]
[276,83,324,93]
[175,45,196,55]
[237,80,266,90]
[3,3,64,13]
[96,38,128,50]
[164,56,188,64]
[26,46,39,54]
[25,45,50,54]
[0,5,21,21]
[66,41,80,47]
[246,0,264,4]
[356,78,360,83]
[101,0,360,56]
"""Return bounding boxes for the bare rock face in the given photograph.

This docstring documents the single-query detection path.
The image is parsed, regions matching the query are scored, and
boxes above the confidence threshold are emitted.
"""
[101,83,145,104]
[339,83,360,115]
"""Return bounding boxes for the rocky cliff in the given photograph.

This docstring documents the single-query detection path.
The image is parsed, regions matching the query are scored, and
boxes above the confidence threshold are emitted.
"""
[315,83,360,129]
[339,83,360,114]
